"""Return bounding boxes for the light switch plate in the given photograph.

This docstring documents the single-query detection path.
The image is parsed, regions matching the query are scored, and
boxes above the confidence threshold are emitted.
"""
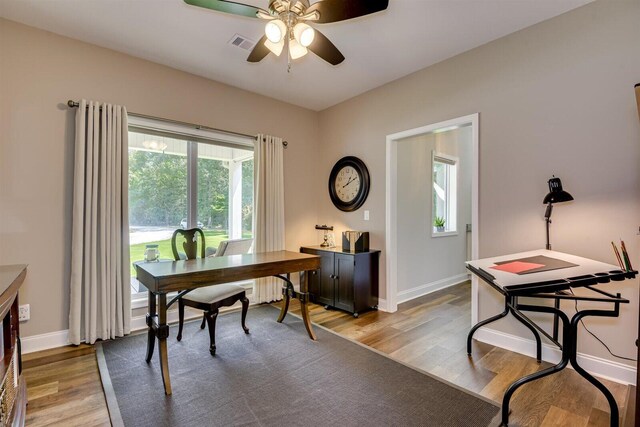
[364,210,370,221]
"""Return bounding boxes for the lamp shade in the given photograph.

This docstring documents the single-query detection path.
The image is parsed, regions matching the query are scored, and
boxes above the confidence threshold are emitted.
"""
[264,38,284,56]
[293,23,315,47]
[543,176,574,204]
[289,39,308,59]
[265,19,286,43]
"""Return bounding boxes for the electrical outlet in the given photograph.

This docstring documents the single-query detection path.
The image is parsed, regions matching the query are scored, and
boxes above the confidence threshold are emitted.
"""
[18,304,30,322]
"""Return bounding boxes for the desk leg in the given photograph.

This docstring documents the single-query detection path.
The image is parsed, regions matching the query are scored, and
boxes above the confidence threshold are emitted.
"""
[570,313,619,427]
[145,291,156,363]
[277,282,291,323]
[274,273,317,341]
[501,307,571,426]
[299,271,317,341]
[467,299,509,356]
[157,293,172,395]
[509,300,542,363]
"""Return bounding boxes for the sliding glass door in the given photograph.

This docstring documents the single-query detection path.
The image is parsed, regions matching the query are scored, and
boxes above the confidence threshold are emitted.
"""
[127,119,254,299]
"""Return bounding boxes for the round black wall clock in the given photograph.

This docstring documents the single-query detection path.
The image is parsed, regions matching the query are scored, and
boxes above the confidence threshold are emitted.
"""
[328,156,370,212]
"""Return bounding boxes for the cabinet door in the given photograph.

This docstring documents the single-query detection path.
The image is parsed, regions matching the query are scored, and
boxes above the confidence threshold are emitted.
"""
[316,251,335,307]
[334,254,355,312]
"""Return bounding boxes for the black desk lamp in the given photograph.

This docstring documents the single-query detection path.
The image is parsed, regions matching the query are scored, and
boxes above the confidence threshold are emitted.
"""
[543,176,573,250]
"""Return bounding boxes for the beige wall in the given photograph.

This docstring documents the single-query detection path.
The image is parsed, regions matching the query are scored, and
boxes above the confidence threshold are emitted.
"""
[318,0,640,365]
[0,18,321,337]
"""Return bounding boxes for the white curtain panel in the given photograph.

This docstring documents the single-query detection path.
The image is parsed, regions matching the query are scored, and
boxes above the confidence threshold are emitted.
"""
[69,100,131,345]
[253,134,285,303]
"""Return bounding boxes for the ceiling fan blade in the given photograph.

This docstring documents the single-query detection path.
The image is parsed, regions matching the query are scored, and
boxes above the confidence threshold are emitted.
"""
[308,29,345,66]
[247,35,271,63]
[306,0,389,24]
[183,0,267,19]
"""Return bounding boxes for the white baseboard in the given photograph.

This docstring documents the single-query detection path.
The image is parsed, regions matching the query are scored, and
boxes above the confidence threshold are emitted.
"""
[377,298,388,312]
[396,273,469,305]
[474,328,637,385]
[21,307,230,354]
[21,330,70,354]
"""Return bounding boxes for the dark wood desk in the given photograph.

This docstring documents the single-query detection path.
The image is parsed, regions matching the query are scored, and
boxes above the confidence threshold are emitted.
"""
[467,250,636,427]
[135,250,320,395]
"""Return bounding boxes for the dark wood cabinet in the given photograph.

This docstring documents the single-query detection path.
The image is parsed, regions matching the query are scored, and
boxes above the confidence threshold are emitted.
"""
[301,246,379,317]
[0,265,27,427]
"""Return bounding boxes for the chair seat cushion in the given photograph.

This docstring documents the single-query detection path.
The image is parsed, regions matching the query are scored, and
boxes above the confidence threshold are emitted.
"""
[184,284,245,304]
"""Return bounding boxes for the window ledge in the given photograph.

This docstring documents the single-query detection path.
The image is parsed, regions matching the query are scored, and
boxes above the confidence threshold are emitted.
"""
[431,231,459,238]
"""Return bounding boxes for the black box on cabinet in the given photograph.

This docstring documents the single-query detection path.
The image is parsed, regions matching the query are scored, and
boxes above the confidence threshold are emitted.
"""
[341,231,369,252]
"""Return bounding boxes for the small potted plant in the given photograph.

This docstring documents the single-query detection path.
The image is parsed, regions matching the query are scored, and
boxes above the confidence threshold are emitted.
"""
[434,216,446,232]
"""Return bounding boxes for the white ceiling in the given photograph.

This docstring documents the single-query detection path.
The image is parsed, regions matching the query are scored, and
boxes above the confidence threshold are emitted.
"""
[0,0,592,111]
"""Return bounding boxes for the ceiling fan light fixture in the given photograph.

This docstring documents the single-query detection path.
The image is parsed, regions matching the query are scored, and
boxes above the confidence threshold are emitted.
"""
[264,38,284,56]
[293,22,315,47]
[265,19,286,43]
[289,38,308,59]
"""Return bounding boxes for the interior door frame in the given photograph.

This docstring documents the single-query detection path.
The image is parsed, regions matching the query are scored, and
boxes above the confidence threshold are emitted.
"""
[385,113,479,324]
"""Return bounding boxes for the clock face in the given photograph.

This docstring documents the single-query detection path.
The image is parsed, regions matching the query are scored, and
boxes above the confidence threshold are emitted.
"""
[334,166,361,202]
[328,156,370,212]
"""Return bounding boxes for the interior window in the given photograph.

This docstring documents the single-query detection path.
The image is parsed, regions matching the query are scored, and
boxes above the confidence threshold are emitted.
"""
[432,153,457,235]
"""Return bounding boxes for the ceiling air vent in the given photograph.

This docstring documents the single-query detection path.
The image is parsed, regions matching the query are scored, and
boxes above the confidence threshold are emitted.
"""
[228,34,255,51]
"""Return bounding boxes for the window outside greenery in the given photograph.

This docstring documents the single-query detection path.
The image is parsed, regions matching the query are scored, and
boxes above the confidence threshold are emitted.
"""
[128,128,253,295]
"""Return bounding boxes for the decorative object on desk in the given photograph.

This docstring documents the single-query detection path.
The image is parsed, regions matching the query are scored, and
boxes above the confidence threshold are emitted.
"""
[342,231,369,252]
[315,224,334,247]
[97,305,499,427]
[611,241,625,270]
[328,156,370,212]
[326,232,336,248]
[434,216,446,232]
[144,244,160,262]
[620,240,633,271]
[543,175,574,250]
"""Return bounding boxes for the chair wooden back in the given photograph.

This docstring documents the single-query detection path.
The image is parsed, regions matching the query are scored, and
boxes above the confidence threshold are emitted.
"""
[171,228,206,261]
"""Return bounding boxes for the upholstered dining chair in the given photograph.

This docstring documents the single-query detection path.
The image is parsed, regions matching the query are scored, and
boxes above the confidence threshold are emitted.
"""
[171,228,250,355]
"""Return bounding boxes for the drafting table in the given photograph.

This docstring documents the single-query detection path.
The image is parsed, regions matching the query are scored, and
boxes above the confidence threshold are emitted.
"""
[466,249,636,427]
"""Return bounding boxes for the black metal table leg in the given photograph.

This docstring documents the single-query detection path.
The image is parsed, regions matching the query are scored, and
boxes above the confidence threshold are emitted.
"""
[467,299,509,355]
[508,301,543,362]
[568,310,621,427]
[501,306,571,425]
[502,301,622,427]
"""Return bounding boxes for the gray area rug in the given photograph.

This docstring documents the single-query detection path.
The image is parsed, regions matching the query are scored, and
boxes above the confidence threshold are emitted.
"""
[98,306,499,427]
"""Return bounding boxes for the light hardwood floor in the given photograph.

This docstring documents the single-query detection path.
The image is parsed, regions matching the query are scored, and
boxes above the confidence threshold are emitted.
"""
[23,282,630,426]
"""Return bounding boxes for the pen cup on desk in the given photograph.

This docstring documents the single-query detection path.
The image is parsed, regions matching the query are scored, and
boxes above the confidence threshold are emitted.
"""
[144,244,160,262]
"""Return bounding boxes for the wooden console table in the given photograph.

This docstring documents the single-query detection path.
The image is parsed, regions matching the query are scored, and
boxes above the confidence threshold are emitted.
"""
[0,265,27,427]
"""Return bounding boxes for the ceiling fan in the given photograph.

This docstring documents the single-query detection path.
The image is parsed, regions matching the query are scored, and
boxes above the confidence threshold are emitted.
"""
[184,0,389,67]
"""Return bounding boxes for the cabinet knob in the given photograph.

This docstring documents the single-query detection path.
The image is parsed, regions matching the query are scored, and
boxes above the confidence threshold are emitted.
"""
[312,271,317,275]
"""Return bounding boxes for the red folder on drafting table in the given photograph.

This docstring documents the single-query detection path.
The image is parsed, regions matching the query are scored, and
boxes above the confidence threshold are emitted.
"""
[490,255,578,275]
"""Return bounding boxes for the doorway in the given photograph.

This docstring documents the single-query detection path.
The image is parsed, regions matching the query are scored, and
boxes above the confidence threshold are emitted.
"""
[385,114,479,325]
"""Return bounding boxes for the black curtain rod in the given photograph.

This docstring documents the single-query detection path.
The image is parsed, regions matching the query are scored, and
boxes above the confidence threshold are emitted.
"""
[66,100,288,147]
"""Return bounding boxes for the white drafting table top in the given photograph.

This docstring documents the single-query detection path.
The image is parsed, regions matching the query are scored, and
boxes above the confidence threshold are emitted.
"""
[466,249,621,290]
